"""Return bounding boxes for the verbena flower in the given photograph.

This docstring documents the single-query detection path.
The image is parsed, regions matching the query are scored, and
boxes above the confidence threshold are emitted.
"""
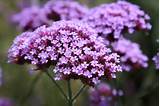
[89,83,123,106]
[84,1,151,41]
[8,20,122,86]
[12,6,48,31]
[112,38,148,71]
[43,0,89,21]
[152,53,159,69]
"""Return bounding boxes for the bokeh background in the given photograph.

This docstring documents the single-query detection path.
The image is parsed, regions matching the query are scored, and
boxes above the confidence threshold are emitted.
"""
[0,0,159,106]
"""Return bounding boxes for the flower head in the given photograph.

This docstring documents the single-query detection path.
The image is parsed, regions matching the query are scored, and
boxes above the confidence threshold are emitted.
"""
[112,38,148,71]
[43,0,89,21]
[12,6,48,31]
[89,82,123,106]
[84,1,151,41]
[8,20,122,86]
[152,53,159,69]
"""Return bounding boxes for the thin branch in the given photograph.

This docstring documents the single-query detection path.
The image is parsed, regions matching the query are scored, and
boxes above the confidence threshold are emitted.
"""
[45,71,68,101]
[67,80,73,106]
[72,84,86,102]
[20,71,43,104]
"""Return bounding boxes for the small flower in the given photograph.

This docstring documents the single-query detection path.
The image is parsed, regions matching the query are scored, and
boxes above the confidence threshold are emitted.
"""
[43,0,89,21]
[89,82,124,106]
[8,20,122,86]
[97,83,112,96]
[84,1,151,41]
[112,38,148,71]
[12,6,48,31]
[152,53,159,69]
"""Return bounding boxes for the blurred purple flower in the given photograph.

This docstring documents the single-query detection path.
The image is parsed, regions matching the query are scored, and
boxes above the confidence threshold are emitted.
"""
[0,98,14,106]
[12,6,48,31]
[89,88,101,104]
[8,20,122,86]
[43,0,89,21]
[84,1,151,41]
[89,82,123,106]
[112,38,148,71]
[152,53,159,69]
[97,83,112,96]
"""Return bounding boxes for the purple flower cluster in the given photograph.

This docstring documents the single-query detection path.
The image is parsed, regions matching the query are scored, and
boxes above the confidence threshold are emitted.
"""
[12,0,89,31]
[89,83,123,106]
[112,38,148,71]
[43,0,89,21]
[12,6,48,31]
[0,98,14,106]
[84,1,151,41]
[8,20,122,86]
[152,53,159,69]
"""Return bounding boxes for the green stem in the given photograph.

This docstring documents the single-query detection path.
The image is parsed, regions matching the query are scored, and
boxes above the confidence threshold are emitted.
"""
[20,71,43,104]
[45,71,68,101]
[113,79,123,106]
[137,81,158,98]
[72,84,86,102]
[67,80,73,106]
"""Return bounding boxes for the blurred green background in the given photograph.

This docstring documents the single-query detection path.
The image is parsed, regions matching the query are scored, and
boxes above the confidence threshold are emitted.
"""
[0,0,159,106]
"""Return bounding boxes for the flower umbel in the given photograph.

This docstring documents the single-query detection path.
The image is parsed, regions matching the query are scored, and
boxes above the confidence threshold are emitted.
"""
[84,1,151,41]
[8,20,122,86]
[89,83,123,106]
[12,6,48,31]
[43,0,89,21]
[112,38,148,71]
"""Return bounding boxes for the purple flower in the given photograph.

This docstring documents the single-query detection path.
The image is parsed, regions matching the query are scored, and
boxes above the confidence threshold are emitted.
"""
[97,83,112,96]
[112,38,148,71]
[43,0,89,21]
[89,88,101,104]
[8,20,122,86]
[12,6,48,31]
[84,1,151,41]
[152,53,159,69]
[89,83,123,106]
[0,98,14,106]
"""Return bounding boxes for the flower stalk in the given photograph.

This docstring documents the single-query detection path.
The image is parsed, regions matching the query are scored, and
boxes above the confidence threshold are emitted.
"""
[45,71,68,101]
[67,80,73,106]
[72,84,86,102]
[20,71,43,104]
